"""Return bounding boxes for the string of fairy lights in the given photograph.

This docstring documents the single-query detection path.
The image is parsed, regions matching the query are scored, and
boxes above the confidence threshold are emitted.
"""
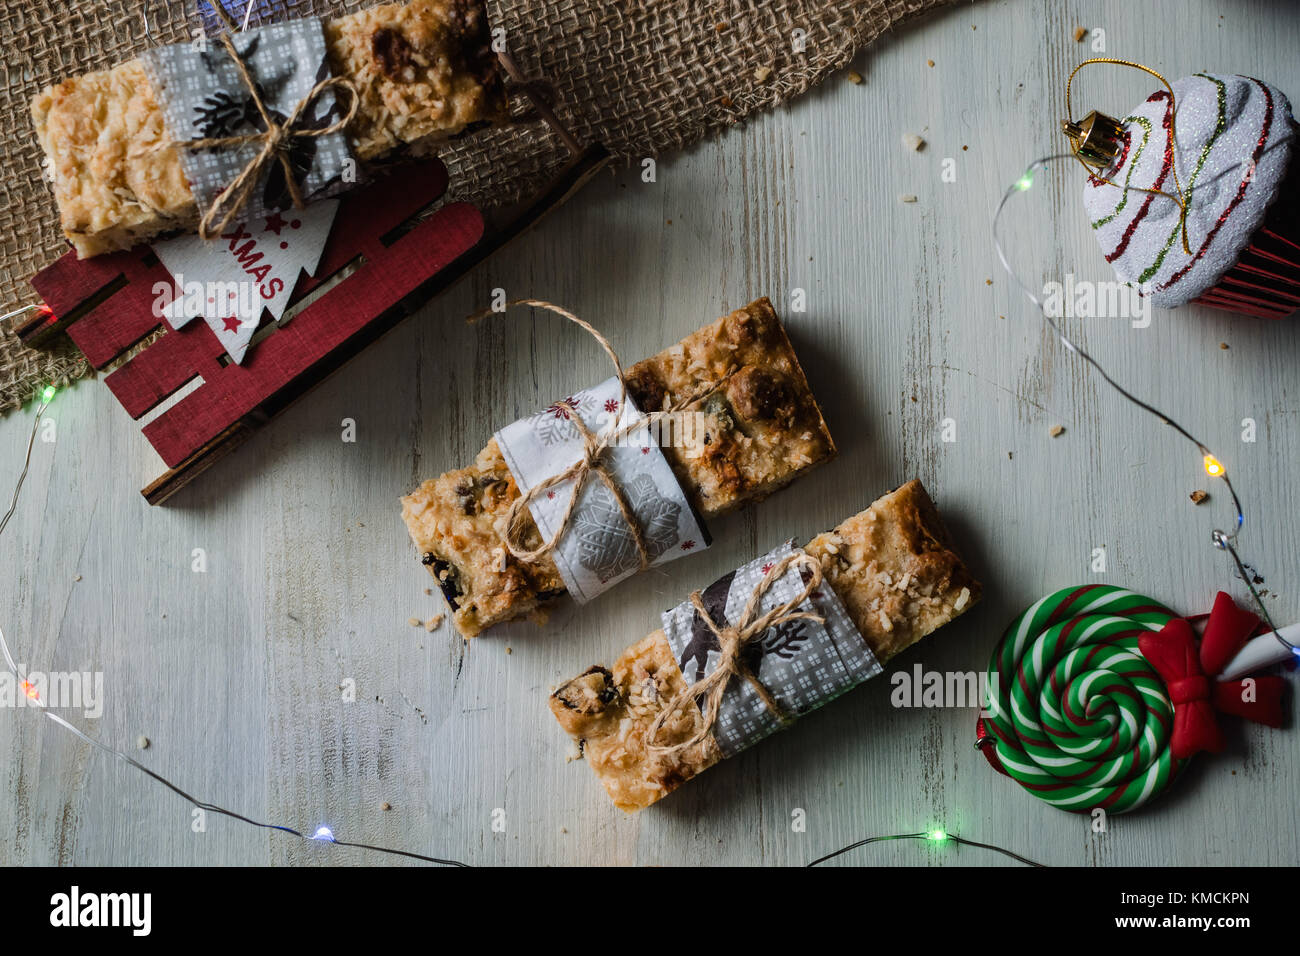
[808,829,1044,867]
[2,45,1289,867]
[992,154,1296,658]
[3,174,1292,870]
[0,386,467,866]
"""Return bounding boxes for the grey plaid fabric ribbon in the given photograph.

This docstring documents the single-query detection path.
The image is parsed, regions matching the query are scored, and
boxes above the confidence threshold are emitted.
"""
[658,542,881,758]
[141,18,357,230]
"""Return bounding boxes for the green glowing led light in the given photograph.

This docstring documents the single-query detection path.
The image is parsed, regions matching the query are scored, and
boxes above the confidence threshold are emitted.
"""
[1015,171,1034,191]
[41,385,56,403]
[927,829,948,842]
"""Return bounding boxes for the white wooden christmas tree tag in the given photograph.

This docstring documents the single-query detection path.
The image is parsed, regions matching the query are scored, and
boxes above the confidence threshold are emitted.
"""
[155,198,338,364]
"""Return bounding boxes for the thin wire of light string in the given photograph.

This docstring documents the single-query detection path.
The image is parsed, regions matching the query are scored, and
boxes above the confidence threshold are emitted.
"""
[992,153,1291,654]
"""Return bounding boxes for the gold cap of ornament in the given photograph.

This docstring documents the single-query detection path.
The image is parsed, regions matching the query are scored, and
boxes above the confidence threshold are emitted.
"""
[1060,110,1124,170]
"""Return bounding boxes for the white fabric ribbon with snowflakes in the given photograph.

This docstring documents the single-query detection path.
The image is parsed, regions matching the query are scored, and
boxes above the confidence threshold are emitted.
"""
[494,376,708,603]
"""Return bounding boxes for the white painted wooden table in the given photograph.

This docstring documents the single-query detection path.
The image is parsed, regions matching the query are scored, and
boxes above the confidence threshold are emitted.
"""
[3,0,1299,866]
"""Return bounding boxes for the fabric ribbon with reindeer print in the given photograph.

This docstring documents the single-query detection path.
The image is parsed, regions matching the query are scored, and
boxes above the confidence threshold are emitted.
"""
[659,541,881,757]
[141,19,357,227]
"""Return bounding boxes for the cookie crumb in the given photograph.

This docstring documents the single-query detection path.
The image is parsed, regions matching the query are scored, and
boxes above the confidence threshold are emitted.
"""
[1219,342,1229,350]
[719,94,733,108]
[381,801,392,811]
[505,646,513,655]
[137,735,150,750]
[1049,425,1065,438]
[408,617,422,627]
[714,21,728,32]
[847,70,864,85]
[902,132,925,151]
[1190,490,1209,504]
[926,59,935,68]
[423,587,432,596]
[1073,26,1088,42]
[73,574,82,582]
[754,65,772,83]
[424,613,444,632]
[899,193,918,203]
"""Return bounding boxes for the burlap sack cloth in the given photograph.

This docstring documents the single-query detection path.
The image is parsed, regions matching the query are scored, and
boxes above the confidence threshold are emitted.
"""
[0,0,955,414]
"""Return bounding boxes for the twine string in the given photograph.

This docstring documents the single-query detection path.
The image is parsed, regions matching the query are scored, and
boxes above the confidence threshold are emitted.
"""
[468,299,726,569]
[495,49,583,158]
[176,32,360,239]
[645,551,825,758]
[1064,57,1192,255]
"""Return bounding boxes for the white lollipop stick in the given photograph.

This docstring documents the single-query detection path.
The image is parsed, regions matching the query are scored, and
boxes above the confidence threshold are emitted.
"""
[1217,623,1300,682]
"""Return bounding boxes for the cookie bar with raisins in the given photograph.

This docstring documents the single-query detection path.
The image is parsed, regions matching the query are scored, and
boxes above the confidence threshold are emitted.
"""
[400,297,837,638]
[31,0,505,258]
[549,480,981,811]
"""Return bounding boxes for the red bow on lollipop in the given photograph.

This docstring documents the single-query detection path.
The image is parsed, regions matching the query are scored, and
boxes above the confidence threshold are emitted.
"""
[1139,592,1286,759]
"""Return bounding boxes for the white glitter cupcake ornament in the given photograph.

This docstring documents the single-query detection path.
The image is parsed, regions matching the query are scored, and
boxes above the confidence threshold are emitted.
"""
[1070,67,1300,319]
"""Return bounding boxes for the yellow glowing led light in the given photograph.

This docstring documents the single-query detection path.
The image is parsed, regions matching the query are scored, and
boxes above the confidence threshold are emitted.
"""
[1203,454,1225,478]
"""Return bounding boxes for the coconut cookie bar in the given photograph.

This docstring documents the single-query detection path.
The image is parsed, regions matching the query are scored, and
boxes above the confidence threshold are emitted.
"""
[401,298,837,638]
[549,480,981,811]
[31,0,505,258]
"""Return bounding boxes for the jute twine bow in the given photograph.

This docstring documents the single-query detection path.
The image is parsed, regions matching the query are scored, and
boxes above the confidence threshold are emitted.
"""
[646,550,825,758]
[467,299,724,570]
[176,32,360,239]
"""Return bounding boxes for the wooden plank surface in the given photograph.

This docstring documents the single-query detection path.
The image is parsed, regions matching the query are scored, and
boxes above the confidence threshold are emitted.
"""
[3,0,1299,866]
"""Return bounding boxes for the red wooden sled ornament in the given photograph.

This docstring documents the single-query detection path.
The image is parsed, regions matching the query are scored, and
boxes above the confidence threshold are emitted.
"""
[18,124,610,504]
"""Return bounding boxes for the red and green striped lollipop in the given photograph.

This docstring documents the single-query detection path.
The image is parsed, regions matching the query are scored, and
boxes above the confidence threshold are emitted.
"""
[981,585,1185,813]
